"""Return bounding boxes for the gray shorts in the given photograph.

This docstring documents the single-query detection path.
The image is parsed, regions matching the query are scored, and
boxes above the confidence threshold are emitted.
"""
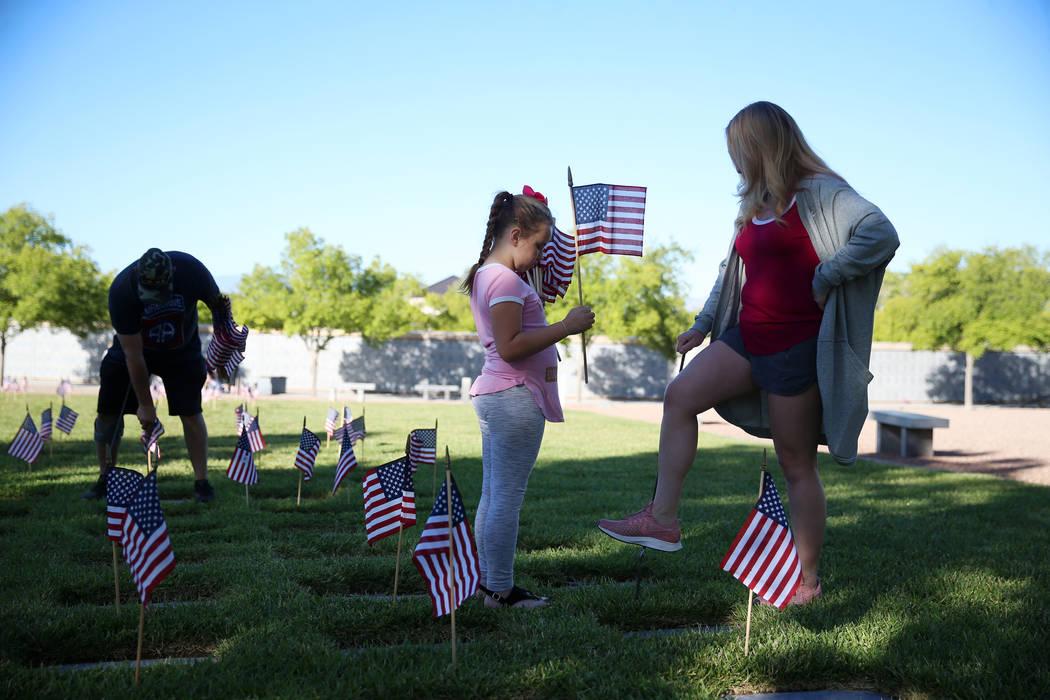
[719,326,818,397]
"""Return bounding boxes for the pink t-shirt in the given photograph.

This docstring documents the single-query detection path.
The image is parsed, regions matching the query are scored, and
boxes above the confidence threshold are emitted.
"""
[469,263,563,422]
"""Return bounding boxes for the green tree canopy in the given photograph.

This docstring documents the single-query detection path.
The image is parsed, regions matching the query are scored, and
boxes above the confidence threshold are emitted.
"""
[0,204,109,381]
[232,228,425,394]
[875,245,1050,405]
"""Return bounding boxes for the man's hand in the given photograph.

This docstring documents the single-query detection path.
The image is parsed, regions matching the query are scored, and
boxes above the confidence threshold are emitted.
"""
[137,403,157,431]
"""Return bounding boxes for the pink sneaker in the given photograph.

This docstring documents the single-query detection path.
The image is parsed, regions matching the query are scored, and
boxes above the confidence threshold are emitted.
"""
[598,506,682,552]
[759,578,822,607]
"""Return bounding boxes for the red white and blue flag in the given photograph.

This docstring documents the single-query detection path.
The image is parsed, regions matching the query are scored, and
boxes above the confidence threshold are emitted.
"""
[106,466,144,542]
[40,408,53,442]
[532,225,577,303]
[7,414,45,464]
[205,297,249,377]
[324,407,339,438]
[332,407,353,441]
[412,473,480,617]
[226,430,258,485]
[361,455,416,545]
[345,415,366,445]
[572,183,646,257]
[245,414,265,453]
[720,471,801,610]
[119,469,176,604]
[332,428,357,495]
[56,404,78,434]
[294,427,321,481]
[408,428,436,473]
[141,418,164,460]
[235,403,246,435]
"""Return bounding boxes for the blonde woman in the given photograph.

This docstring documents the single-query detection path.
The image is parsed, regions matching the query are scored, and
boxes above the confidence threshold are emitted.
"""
[598,102,899,606]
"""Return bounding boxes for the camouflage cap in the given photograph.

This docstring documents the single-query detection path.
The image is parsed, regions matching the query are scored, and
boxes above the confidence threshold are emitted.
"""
[136,248,173,304]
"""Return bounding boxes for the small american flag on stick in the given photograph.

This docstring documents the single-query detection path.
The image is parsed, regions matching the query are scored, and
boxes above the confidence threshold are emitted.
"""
[332,429,357,495]
[294,427,321,481]
[245,414,265,453]
[56,404,78,434]
[361,456,416,545]
[412,472,479,617]
[324,407,338,438]
[7,414,45,464]
[226,430,258,485]
[572,183,646,257]
[720,470,801,610]
[532,225,577,303]
[141,419,164,460]
[408,428,436,474]
[119,469,176,604]
[107,467,144,542]
[40,408,53,442]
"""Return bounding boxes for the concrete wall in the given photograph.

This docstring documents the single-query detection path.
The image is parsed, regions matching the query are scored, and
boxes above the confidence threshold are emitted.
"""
[4,327,1049,405]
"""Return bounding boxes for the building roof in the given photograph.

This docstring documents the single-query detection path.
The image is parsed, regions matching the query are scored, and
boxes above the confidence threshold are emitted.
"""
[426,275,460,295]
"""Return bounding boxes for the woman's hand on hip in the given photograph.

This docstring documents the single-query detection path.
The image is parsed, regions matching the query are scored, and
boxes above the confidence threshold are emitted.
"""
[676,328,706,355]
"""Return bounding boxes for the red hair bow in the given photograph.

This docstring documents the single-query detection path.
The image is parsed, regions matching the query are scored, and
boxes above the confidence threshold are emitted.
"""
[522,185,547,205]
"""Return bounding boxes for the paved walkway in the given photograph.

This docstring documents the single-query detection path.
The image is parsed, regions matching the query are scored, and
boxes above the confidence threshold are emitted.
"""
[564,400,1050,487]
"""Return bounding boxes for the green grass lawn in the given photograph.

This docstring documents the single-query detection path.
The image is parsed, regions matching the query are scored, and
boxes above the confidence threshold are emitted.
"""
[1,393,1048,699]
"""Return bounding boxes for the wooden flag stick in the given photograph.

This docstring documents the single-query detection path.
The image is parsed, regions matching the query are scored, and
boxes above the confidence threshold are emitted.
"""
[393,524,404,604]
[567,166,588,384]
[112,542,121,613]
[433,418,439,500]
[245,481,250,506]
[134,601,145,686]
[743,449,767,657]
[445,446,457,668]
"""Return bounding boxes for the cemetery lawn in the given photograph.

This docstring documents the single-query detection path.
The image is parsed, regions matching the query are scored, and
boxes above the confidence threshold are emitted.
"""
[1,394,1048,699]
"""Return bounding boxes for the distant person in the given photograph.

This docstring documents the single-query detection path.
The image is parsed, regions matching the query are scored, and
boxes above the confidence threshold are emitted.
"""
[462,188,595,609]
[598,102,899,606]
[83,248,232,503]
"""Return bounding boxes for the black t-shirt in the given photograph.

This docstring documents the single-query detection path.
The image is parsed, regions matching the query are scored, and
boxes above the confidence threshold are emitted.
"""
[108,251,220,361]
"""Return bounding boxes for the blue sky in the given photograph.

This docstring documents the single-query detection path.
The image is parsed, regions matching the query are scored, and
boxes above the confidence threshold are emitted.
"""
[2,1,1048,300]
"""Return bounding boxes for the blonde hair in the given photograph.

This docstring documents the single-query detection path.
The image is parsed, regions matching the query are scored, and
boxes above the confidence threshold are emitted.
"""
[460,191,554,295]
[726,101,840,231]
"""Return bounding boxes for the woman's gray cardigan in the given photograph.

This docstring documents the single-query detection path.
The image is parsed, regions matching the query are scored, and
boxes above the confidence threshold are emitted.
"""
[691,174,899,465]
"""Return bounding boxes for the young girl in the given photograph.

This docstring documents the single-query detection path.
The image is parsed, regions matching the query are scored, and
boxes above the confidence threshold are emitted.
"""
[463,188,595,609]
[598,102,899,606]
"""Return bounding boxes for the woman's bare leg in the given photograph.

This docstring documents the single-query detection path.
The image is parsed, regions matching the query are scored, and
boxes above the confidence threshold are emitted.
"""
[767,383,824,588]
[650,341,757,525]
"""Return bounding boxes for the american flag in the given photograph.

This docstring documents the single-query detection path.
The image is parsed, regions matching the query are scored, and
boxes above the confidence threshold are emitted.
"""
[39,408,52,442]
[534,225,577,303]
[361,456,416,545]
[56,404,78,434]
[720,471,801,610]
[572,183,646,257]
[294,427,321,481]
[332,428,357,495]
[141,419,164,460]
[346,415,366,444]
[205,297,249,377]
[226,430,258,485]
[324,407,339,438]
[119,469,176,604]
[245,414,265,453]
[106,467,144,542]
[412,473,480,617]
[332,406,353,440]
[408,428,436,473]
[235,404,246,435]
[7,414,45,464]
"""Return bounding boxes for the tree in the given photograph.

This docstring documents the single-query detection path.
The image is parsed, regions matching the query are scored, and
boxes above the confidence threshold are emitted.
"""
[548,243,694,360]
[875,246,1050,406]
[0,204,109,382]
[232,228,425,395]
[421,280,474,332]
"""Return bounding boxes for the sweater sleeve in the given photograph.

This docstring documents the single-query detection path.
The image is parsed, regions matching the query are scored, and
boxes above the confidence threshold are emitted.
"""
[691,253,730,335]
[811,187,900,297]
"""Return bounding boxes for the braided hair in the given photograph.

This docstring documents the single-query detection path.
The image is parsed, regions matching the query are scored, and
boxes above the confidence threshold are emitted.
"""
[460,191,552,295]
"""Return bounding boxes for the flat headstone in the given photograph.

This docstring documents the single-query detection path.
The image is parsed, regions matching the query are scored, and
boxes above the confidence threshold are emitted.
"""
[724,692,893,700]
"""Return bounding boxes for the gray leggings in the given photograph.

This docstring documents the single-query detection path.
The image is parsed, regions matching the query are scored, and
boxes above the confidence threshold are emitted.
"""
[472,385,546,591]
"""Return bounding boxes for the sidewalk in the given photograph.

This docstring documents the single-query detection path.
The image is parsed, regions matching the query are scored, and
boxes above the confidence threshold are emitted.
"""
[563,400,1050,487]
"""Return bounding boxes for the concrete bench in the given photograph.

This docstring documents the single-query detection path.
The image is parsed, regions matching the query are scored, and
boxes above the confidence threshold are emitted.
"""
[869,410,950,458]
[341,382,376,403]
[415,383,458,400]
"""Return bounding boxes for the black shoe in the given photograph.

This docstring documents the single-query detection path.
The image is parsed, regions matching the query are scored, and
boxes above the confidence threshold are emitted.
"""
[484,586,550,609]
[194,479,216,503]
[81,473,108,500]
